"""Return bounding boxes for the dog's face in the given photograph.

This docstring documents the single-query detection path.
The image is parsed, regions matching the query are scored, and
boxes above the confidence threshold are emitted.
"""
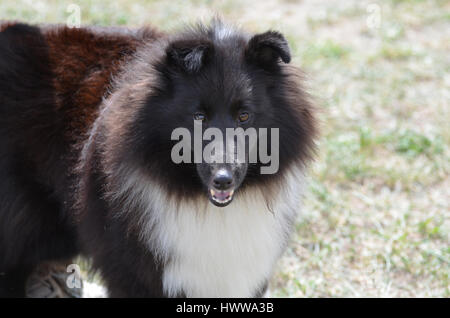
[131,23,315,207]
[164,28,292,207]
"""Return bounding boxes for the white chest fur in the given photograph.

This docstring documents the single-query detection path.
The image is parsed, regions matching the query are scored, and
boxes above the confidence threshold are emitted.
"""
[117,167,304,297]
[162,195,292,297]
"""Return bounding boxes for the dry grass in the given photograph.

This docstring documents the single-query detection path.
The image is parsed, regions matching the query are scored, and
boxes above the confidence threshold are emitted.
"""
[2,0,448,297]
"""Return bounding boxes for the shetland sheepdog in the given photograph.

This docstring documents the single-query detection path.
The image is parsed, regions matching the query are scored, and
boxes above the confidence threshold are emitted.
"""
[0,19,316,297]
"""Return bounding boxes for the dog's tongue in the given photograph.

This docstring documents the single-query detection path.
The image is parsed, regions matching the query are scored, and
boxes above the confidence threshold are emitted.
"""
[210,189,234,201]
[214,190,231,201]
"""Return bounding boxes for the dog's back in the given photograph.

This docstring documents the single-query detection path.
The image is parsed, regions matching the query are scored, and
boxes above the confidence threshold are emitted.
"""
[0,22,159,296]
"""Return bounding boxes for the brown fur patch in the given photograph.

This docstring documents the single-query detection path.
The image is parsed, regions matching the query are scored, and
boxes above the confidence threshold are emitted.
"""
[42,25,163,142]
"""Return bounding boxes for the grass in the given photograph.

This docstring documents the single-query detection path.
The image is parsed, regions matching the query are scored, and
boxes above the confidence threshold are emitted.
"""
[2,0,448,297]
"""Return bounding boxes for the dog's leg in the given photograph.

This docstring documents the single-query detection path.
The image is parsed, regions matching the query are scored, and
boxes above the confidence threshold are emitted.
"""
[26,261,83,298]
[0,266,33,298]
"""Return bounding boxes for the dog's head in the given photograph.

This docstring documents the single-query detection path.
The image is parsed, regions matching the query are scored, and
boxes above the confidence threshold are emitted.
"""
[115,21,316,207]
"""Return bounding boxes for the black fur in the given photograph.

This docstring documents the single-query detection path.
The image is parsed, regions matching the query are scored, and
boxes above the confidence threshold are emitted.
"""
[0,24,78,296]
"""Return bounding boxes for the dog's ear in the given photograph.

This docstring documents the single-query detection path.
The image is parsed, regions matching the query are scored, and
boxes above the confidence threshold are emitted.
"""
[166,39,213,74]
[246,31,291,69]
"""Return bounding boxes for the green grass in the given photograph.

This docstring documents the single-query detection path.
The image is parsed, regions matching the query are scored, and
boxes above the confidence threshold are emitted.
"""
[301,40,351,65]
[2,0,448,297]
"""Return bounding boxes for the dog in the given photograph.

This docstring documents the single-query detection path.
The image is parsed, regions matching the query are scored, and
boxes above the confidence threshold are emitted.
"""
[0,19,316,297]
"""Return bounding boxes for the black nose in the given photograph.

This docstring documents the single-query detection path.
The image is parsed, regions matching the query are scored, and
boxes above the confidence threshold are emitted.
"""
[212,169,233,190]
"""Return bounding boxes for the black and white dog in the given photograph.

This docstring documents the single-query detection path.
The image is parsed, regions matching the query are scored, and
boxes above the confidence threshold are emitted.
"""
[0,19,317,297]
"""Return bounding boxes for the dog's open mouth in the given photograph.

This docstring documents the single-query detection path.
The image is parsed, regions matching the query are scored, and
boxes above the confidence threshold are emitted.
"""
[209,188,234,207]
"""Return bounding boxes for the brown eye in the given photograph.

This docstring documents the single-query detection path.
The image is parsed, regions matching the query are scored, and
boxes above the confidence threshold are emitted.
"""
[194,113,206,121]
[238,112,250,123]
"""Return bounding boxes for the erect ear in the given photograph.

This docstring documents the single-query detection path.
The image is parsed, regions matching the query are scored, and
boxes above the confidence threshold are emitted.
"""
[246,31,291,68]
[166,39,213,74]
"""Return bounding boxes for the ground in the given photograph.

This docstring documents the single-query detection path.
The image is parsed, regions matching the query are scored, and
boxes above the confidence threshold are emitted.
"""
[2,0,448,297]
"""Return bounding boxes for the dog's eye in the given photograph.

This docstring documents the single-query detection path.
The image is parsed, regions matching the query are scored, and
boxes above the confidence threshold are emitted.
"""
[193,112,206,121]
[238,112,250,123]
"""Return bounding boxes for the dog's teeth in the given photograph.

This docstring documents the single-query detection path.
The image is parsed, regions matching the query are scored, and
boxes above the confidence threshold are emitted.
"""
[212,195,231,203]
[210,189,234,205]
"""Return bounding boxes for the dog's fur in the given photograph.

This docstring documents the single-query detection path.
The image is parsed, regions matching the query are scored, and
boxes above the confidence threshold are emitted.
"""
[0,20,316,297]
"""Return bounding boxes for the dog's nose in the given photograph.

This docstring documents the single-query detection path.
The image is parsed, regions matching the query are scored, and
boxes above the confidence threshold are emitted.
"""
[212,169,233,190]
